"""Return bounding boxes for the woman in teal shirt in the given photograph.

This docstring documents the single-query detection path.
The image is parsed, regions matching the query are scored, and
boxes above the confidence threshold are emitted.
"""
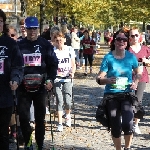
[96,30,141,150]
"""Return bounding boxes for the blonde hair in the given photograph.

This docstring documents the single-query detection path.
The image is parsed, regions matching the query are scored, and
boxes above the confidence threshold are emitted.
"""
[130,26,141,34]
[54,31,65,39]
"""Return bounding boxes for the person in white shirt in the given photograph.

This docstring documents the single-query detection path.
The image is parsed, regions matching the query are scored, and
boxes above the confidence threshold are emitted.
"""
[71,27,80,69]
[53,31,76,132]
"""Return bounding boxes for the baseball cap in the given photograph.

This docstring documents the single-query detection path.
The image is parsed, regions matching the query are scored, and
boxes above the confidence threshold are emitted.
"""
[25,17,39,28]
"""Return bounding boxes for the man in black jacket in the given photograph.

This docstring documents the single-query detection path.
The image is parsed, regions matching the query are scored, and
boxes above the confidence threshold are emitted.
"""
[0,9,24,150]
[17,16,58,150]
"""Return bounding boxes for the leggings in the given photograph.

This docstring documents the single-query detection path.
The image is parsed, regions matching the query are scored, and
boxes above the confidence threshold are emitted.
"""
[18,91,46,147]
[0,107,13,150]
[55,82,72,111]
[83,53,93,67]
[106,98,134,138]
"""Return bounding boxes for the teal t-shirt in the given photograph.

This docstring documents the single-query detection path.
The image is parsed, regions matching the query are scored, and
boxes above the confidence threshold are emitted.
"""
[100,51,138,93]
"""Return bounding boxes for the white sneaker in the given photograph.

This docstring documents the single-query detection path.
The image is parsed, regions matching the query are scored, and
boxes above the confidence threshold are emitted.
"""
[133,125,141,134]
[56,124,63,132]
[65,115,71,127]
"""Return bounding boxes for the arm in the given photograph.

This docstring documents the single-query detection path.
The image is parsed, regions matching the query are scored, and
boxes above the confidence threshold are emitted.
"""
[96,71,116,85]
[10,43,24,90]
[71,32,80,42]
[96,55,116,85]
[131,67,142,90]
[45,44,58,82]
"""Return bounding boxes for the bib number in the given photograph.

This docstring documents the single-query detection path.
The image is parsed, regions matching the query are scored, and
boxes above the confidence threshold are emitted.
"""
[57,67,70,77]
[23,53,41,66]
[112,77,128,90]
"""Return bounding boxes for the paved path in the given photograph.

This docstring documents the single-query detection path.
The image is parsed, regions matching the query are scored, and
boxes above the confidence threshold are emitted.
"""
[10,45,150,150]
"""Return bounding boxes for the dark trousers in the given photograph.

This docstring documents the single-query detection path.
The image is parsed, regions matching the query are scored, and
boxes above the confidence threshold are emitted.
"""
[83,53,93,67]
[107,98,134,138]
[18,91,46,147]
[0,107,13,150]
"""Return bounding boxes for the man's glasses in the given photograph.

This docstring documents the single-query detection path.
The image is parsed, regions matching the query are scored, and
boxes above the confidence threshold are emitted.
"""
[131,34,139,38]
[116,37,128,42]
[26,27,38,30]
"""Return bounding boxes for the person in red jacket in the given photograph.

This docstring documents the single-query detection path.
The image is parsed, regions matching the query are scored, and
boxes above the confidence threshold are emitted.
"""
[81,30,96,75]
[129,27,150,134]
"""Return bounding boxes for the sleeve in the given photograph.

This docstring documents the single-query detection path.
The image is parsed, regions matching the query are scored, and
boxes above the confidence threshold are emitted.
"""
[100,55,108,73]
[132,54,138,69]
[45,43,58,81]
[10,42,24,85]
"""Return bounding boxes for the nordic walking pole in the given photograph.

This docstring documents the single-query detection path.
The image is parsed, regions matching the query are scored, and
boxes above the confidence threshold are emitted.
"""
[12,90,19,150]
[71,78,75,129]
[47,91,55,150]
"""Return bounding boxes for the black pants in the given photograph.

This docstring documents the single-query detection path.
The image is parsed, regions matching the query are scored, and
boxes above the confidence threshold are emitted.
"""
[18,91,46,147]
[0,107,13,150]
[106,96,134,138]
[83,53,93,67]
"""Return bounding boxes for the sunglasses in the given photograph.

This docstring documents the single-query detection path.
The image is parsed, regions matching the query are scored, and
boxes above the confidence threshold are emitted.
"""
[116,37,128,42]
[130,34,139,38]
[10,34,15,37]
[26,27,38,30]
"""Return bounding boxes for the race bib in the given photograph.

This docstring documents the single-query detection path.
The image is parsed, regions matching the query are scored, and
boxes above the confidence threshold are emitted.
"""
[23,53,41,66]
[138,62,143,73]
[0,59,4,74]
[57,66,71,77]
[84,44,90,48]
[112,77,128,90]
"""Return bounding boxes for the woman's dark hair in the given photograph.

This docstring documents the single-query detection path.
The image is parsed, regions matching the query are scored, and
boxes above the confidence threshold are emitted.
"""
[83,30,90,40]
[110,27,130,51]
[0,9,9,35]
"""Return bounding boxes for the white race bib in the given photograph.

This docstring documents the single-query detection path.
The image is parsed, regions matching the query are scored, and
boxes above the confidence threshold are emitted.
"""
[112,77,128,90]
[23,53,41,66]
[138,62,143,73]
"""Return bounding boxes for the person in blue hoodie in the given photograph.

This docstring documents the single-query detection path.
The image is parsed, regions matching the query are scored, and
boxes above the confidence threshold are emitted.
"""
[17,16,58,150]
[0,9,24,150]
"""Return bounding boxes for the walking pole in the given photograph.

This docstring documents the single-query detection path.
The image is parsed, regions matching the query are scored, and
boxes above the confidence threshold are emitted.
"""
[47,91,55,150]
[71,78,75,129]
[12,90,19,150]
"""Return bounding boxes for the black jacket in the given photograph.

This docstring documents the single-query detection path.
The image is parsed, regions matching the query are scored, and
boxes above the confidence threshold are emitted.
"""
[18,37,58,92]
[0,34,24,108]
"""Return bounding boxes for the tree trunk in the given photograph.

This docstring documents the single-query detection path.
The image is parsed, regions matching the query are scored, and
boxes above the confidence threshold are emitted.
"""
[142,21,145,32]
[20,0,27,17]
